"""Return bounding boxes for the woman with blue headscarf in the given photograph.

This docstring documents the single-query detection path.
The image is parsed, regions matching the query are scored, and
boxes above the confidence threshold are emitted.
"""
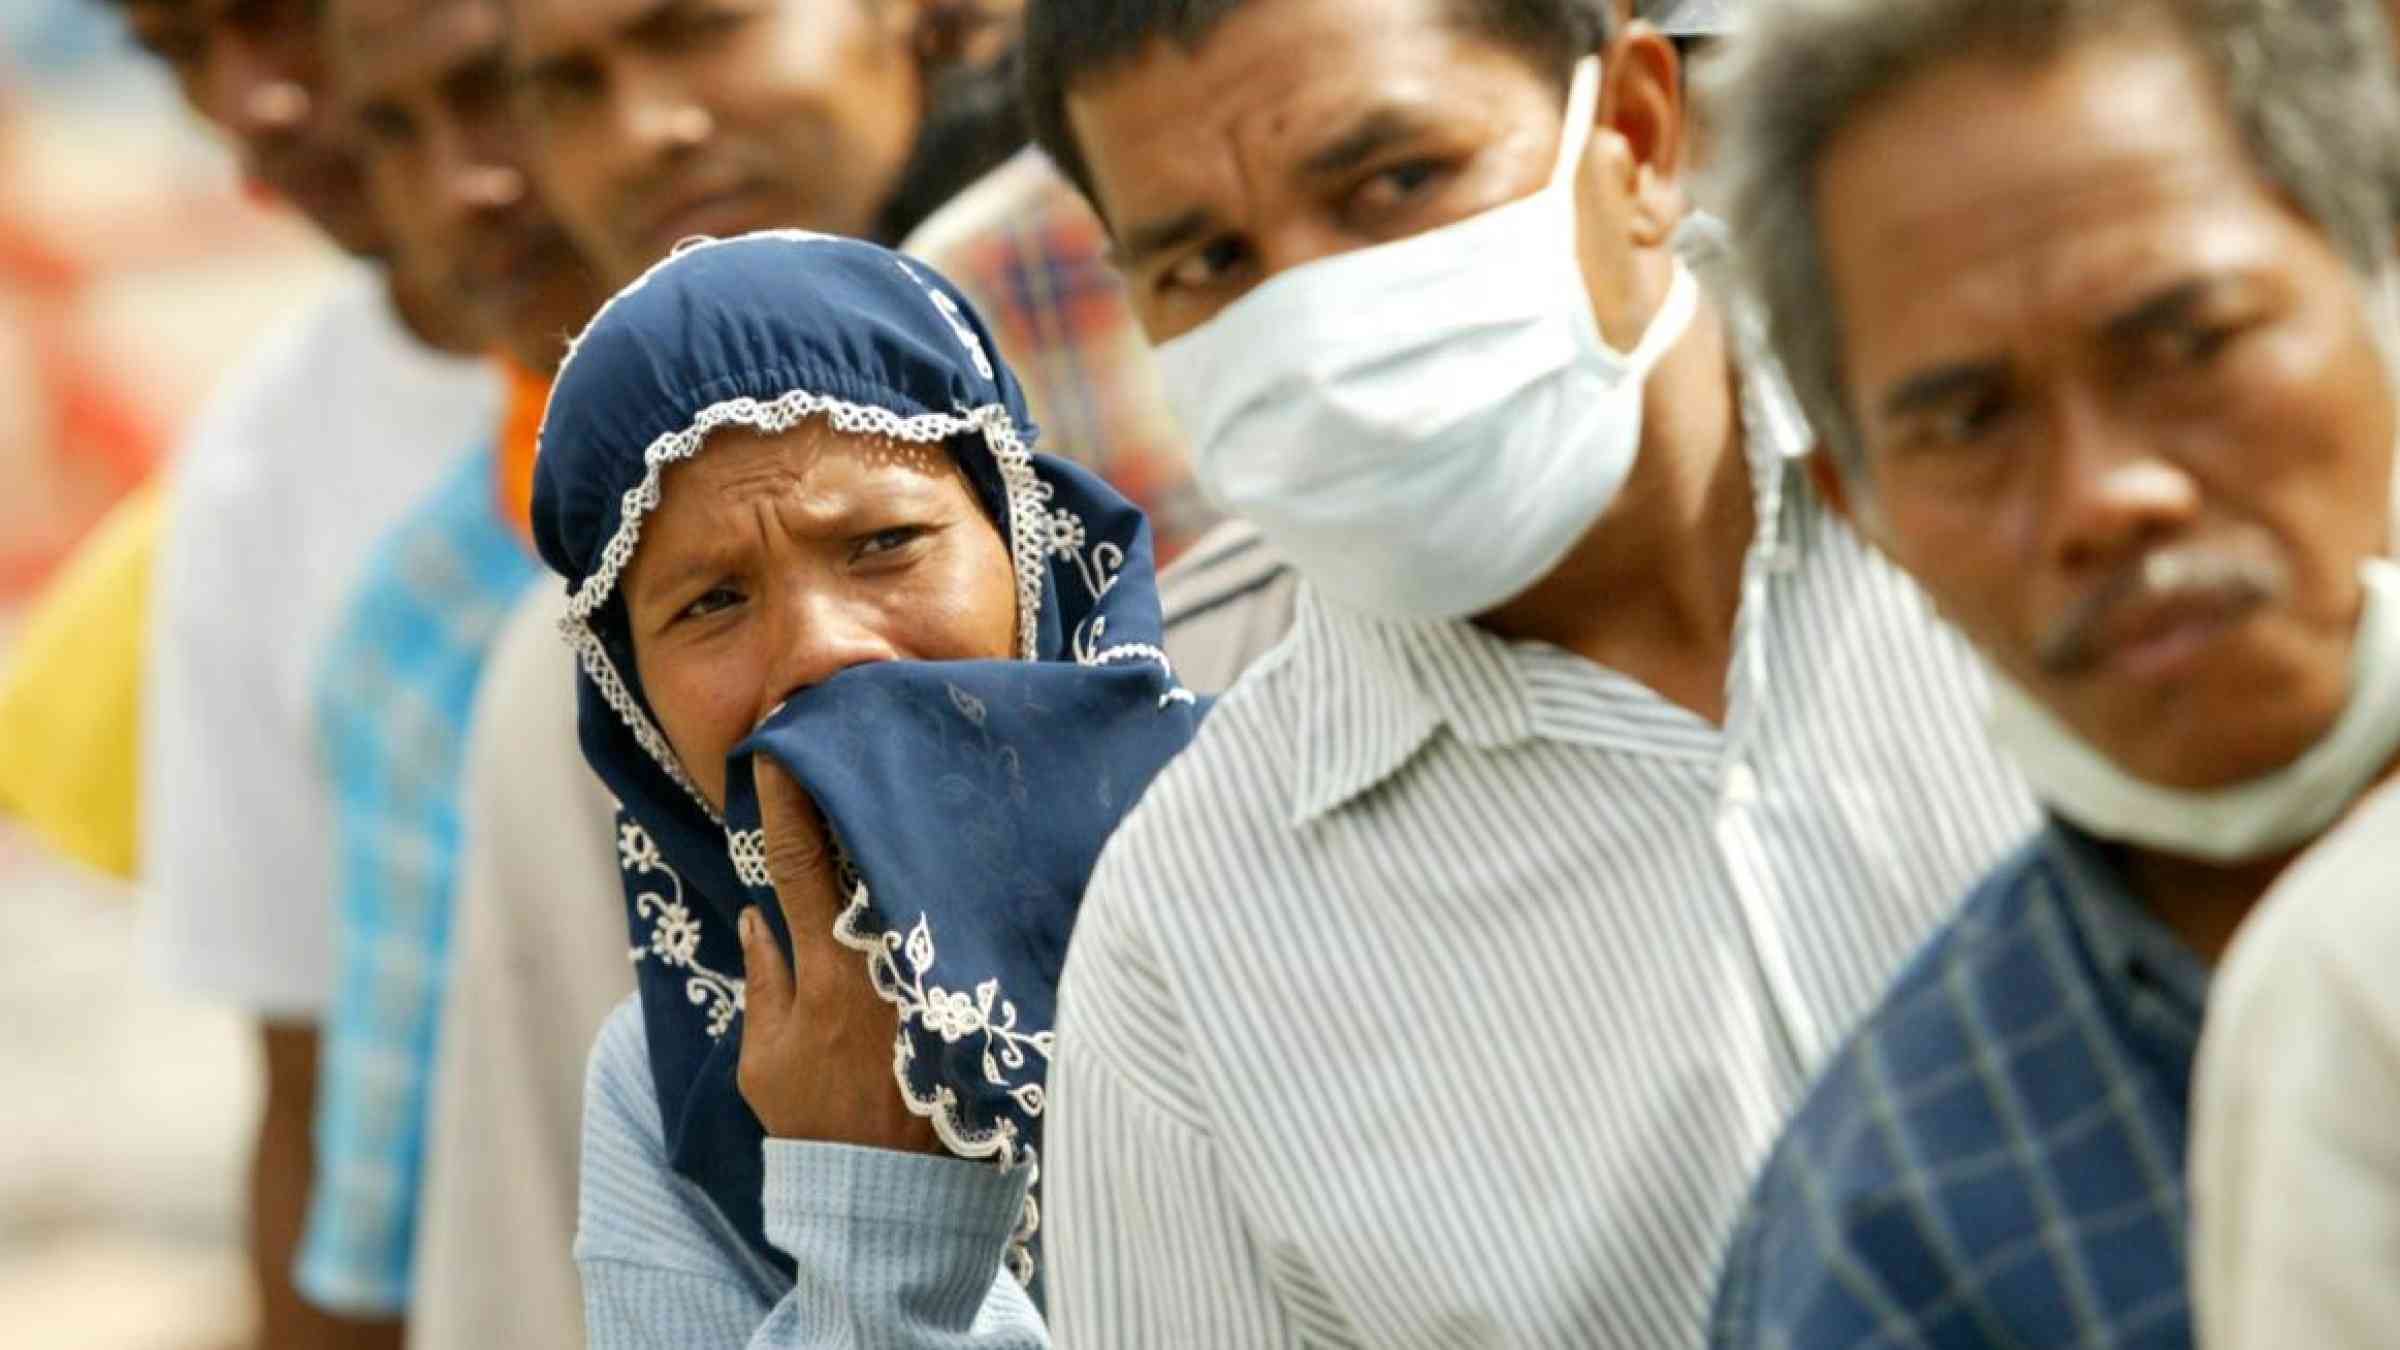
[532,231,1202,1345]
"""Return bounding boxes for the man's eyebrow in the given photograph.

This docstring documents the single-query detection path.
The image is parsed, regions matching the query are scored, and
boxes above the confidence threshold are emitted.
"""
[1111,206,1217,268]
[621,0,696,44]
[516,44,584,86]
[1297,107,1433,181]
[2098,277,2217,345]
[443,45,512,99]
[1878,360,2007,421]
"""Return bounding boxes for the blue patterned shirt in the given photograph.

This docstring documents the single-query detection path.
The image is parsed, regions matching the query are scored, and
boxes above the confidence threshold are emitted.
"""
[1710,822,2209,1350]
[297,443,541,1315]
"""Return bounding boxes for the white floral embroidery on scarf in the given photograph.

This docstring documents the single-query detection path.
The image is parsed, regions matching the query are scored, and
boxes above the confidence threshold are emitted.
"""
[829,859,1049,1284]
[619,821,746,1039]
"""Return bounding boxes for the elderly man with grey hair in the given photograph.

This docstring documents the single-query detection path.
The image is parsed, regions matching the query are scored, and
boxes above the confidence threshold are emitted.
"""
[1698,0,2400,1345]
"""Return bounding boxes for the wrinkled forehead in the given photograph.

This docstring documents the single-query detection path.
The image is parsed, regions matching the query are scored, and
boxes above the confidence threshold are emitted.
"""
[1818,30,2312,369]
[626,422,997,587]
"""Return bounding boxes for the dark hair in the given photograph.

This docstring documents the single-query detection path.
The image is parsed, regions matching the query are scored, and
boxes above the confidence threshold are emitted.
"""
[872,36,1031,245]
[1022,0,1612,219]
[1700,0,2400,485]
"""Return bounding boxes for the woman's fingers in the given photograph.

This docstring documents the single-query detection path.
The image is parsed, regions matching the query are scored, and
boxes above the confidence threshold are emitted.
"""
[751,755,842,943]
[735,907,789,1028]
[734,907,788,1115]
[737,755,934,1153]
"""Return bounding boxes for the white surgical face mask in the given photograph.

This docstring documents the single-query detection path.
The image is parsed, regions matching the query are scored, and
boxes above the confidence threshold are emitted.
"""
[1986,560,2400,863]
[1155,56,1702,622]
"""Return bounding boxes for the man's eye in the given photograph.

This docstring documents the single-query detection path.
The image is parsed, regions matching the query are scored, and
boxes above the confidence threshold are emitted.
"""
[525,66,603,117]
[1935,393,2010,446]
[1370,160,1442,200]
[360,107,417,147]
[2164,322,2239,366]
[677,586,743,622]
[456,62,513,118]
[1163,238,1250,295]
[1346,158,1452,224]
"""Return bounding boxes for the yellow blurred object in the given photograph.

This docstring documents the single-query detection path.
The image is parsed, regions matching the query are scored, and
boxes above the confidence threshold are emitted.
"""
[0,481,161,881]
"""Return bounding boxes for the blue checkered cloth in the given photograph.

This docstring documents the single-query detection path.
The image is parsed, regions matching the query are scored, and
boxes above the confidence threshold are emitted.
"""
[1710,822,2208,1350]
[296,444,541,1316]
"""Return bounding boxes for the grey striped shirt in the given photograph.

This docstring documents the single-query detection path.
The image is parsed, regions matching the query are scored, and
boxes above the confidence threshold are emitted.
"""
[1046,364,2038,1347]
[1158,517,1299,697]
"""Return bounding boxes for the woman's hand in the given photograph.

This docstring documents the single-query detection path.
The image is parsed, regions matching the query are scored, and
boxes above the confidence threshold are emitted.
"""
[735,756,942,1154]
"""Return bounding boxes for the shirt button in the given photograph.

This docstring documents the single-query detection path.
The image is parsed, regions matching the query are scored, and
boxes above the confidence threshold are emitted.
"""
[1724,762,1761,806]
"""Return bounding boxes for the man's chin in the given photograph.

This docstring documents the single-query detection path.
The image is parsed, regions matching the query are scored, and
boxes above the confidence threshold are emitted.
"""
[2083,692,2335,792]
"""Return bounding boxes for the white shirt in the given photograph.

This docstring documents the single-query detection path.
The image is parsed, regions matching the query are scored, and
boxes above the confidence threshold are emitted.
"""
[2192,778,2400,1350]
[1046,355,2038,1347]
[410,585,631,1350]
[141,266,502,1016]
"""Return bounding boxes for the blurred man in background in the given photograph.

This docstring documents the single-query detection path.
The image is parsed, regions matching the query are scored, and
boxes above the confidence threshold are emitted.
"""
[291,0,611,1343]
[505,0,1225,560]
[108,3,510,1349]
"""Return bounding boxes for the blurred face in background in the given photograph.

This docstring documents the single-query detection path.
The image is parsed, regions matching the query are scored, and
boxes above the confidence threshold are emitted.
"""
[119,0,387,253]
[329,0,602,371]
[1821,27,2398,791]
[507,0,933,283]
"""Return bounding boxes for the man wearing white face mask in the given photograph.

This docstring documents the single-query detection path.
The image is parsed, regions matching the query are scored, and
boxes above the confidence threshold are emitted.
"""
[1698,0,2400,1344]
[1018,1,2035,1343]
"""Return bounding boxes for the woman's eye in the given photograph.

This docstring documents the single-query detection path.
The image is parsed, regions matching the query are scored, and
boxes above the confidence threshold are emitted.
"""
[677,586,742,622]
[856,526,928,561]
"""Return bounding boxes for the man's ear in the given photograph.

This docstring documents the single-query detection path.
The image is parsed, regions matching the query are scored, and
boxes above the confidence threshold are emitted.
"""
[1595,23,1688,250]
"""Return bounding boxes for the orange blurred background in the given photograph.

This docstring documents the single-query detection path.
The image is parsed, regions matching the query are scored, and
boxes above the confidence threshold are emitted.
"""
[2,8,345,1347]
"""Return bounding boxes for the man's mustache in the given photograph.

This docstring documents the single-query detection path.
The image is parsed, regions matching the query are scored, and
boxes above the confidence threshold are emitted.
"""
[2035,542,2290,676]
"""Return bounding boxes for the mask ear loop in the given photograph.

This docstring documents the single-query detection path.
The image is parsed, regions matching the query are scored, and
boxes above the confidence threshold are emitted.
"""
[2370,264,2400,554]
[1549,57,1607,191]
[1553,54,1697,373]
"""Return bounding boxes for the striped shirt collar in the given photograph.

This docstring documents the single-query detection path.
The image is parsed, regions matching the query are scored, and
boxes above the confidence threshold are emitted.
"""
[1284,340,1815,827]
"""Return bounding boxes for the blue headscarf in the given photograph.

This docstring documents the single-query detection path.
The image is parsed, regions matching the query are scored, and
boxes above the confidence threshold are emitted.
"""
[532,231,1205,1285]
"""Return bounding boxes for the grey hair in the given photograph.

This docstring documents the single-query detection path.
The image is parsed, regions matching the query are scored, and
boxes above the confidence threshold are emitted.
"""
[1698,0,2400,486]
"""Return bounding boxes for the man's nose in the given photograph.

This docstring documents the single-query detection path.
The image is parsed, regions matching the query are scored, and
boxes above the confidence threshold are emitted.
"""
[208,37,312,143]
[2040,398,2203,577]
[450,162,530,216]
[615,61,714,163]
